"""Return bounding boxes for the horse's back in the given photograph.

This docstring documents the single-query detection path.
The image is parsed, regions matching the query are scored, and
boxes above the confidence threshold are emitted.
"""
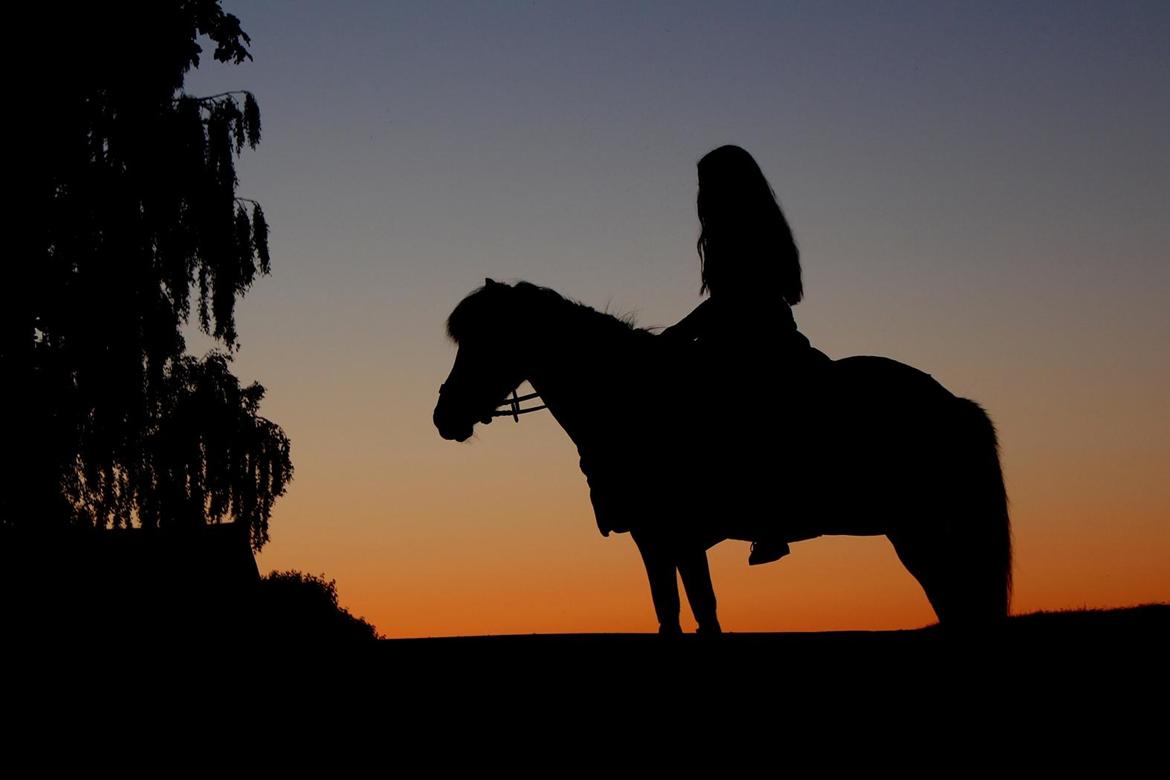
[826,355,952,403]
[717,353,978,535]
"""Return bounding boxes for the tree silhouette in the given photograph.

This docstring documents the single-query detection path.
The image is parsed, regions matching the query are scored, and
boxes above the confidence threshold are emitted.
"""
[5,2,291,549]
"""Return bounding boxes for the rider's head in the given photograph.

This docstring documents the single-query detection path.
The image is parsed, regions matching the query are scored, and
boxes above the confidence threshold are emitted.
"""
[696,145,802,305]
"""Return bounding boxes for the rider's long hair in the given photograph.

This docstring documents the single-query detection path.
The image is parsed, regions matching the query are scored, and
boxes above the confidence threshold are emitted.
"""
[696,145,802,305]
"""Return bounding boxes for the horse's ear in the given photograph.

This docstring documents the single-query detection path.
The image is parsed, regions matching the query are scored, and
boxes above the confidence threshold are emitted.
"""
[485,277,497,287]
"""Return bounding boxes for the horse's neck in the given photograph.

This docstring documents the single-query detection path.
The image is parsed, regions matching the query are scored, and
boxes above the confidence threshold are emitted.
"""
[526,333,616,455]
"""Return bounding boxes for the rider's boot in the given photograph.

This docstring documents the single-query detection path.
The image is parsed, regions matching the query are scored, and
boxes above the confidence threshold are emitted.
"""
[748,539,791,566]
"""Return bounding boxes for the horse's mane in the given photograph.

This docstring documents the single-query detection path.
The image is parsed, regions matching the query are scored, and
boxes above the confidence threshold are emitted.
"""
[447,280,650,346]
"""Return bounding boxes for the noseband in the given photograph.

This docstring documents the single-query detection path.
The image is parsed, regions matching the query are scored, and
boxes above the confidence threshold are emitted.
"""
[438,384,547,423]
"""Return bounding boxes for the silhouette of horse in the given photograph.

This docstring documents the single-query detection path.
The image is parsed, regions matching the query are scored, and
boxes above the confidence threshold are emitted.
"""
[434,279,1012,635]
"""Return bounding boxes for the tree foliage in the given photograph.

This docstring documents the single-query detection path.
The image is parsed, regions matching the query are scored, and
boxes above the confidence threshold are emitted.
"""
[5,2,290,549]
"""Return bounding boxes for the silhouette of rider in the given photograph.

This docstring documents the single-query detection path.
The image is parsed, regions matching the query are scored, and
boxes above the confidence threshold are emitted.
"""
[662,144,828,565]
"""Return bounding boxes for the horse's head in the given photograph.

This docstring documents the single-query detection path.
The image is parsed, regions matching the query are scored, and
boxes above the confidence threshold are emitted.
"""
[434,279,528,442]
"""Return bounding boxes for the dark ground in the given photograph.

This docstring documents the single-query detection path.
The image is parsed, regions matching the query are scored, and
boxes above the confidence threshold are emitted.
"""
[7,605,1164,744]
[377,604,1169,694]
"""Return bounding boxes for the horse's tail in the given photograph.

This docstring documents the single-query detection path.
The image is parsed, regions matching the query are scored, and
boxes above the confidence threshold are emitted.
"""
[952,397,1013,622]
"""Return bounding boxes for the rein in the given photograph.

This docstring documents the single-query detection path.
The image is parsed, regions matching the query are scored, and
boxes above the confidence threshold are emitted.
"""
[492,389,547,422]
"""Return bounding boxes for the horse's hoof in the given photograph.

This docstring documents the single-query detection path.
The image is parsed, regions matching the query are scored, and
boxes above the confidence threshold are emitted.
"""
[696,623,723,637]
[658,624,683,637]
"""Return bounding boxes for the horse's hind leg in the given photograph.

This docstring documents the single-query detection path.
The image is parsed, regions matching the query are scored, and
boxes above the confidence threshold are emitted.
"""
[678,546,721,635]
[888,527,953,625]
[632,528,681,636]
[902,398,1012,629]
[890,521,1007,630]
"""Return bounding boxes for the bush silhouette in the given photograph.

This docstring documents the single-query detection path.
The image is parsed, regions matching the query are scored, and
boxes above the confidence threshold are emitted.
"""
[257,571,381,640]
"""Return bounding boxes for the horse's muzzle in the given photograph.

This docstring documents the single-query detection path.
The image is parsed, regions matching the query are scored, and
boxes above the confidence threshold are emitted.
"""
[434,403,474,442]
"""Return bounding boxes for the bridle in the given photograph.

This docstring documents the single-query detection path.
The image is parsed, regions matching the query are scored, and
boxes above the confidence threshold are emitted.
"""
[438,383,547,423]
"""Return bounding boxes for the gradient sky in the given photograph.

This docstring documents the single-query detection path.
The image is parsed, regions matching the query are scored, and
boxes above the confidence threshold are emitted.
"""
[184,0,1170,636]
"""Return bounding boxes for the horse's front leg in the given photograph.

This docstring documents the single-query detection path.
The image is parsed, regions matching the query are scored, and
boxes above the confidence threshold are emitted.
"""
[678,545,721,636]
[632,528,681,636]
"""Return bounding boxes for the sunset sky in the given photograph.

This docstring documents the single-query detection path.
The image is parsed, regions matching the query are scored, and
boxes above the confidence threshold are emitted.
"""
[184,1,1169,636]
